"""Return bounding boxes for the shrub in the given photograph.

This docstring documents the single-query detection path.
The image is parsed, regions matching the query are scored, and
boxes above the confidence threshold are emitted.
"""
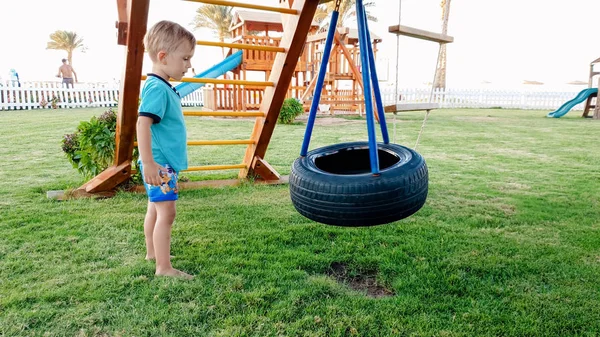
[278,98,304,124]
[62,108,140,184]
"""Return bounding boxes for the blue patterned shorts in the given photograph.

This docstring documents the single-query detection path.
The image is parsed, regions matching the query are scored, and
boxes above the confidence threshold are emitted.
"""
[139,162,179,202]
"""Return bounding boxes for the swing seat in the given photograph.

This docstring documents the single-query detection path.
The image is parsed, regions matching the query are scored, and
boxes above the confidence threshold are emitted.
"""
[289,142,428,227]
[384,103,439,113]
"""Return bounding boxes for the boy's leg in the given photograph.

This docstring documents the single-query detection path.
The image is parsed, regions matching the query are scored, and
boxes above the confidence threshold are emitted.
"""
[153,200,193,279]
[144,201,157,260]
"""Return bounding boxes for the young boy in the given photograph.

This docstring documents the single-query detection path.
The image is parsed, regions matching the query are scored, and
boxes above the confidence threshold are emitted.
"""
[136,20,196,279]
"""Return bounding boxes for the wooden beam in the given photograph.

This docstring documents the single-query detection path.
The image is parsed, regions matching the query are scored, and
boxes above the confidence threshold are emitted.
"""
[240,0,320,180]
[389,25,454,44]
[300,74,318,101]
[115,0,128,45]
[252,156,280,180]
[595,76,600,119]
[334,31,363,91]
[83,0,149,193]
[80,161,132,193]
[130,175,289,192]
[184,0,299,14]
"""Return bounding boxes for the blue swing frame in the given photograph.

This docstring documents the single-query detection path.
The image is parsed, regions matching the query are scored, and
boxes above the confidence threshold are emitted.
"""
[300,0,389,175]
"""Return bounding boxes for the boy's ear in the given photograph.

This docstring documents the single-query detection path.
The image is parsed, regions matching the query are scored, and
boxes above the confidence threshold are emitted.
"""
[157,51,167,64]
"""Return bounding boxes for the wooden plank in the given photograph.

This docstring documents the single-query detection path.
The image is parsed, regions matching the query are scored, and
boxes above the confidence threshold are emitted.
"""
[334,31,363,90]
[115,0,128,45]
[240,0,320,180]
[252,156,280,181]
[595,75,600,119]
[128,175,289,193]
[388,25,454,44]
[81,161,132,193]
[384,103,439,113]
[84,0,149,193]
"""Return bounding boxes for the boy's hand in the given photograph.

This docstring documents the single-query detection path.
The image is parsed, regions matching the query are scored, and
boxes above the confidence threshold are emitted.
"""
[142,161,168,186]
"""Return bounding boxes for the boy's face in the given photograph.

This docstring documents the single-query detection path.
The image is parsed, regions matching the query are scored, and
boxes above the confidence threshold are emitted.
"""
[159,40,194,81]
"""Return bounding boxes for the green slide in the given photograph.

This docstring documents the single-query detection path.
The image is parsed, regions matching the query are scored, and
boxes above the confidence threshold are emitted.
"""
[547,88,598,118]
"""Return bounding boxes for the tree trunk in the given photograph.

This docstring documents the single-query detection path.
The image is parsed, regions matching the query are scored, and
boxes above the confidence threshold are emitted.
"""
[219,36,225,59]
[433,0,451,90]
[68,50,73,67]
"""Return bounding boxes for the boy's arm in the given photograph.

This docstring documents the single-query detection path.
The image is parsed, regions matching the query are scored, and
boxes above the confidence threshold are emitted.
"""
[56,67,61,78]
[136,116,166,186]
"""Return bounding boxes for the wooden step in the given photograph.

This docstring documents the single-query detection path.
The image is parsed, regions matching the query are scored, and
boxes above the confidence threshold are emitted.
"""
[384,103,439,112]
[388,25,454,44]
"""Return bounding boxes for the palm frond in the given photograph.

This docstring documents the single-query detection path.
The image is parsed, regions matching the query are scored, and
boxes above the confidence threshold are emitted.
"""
[192,5,233,42]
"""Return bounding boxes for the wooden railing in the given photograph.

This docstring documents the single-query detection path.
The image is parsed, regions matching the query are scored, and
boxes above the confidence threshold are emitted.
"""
[231,35,308,71]
[233,35,281,66]
[203,86,265,111]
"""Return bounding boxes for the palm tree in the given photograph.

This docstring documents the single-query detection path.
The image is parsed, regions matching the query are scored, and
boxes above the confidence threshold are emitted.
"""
[314,0,377,28]
[433,0,451,89]
[192,5,233,58]
[46,30,85,67]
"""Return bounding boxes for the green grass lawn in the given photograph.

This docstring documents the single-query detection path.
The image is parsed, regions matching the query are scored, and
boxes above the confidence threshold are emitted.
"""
[1,107,599,336]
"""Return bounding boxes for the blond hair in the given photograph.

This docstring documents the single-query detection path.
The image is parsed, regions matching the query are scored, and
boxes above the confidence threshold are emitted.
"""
[144,20,196,61]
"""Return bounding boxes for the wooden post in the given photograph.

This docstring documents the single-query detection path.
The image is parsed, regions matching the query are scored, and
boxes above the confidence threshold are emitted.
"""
[81,0,149,193]
[594,75,600,119]
[240,0,320,179]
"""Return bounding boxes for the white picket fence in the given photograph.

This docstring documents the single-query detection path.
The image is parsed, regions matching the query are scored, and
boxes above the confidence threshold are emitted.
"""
[380,87,587,110]
[0,81,204,111]
[0,80,587,111]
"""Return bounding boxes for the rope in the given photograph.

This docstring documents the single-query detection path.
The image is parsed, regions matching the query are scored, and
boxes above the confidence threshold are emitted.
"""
[394,0,447,150]
[392,0,402,144]
[414,43,443,151]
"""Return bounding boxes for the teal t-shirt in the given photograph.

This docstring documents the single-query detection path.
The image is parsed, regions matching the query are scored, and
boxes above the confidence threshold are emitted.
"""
[138,74,188,172]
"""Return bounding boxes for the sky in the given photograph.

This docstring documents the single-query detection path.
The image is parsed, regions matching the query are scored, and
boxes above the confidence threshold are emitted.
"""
[1,0,599,90]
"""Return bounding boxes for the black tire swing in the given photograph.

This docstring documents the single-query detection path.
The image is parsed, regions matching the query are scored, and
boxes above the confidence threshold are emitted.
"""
[289,0,428,227]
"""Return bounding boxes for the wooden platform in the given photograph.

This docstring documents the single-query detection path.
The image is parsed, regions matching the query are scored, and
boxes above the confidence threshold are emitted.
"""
[388,25,454,44]
[384,103,439,113]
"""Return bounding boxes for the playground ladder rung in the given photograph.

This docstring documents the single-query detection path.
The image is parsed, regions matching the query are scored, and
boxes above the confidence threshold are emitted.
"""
[196,41,285,53]
[184,164,247,172]
[145,76,275,87]
[134,140,254,146]
[187,139,255,145]
[183,0,298,15]
[184,111,266,117]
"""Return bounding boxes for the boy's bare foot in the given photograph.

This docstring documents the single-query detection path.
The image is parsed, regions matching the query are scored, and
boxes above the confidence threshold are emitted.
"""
[155,268,194,280]
[145,255,174,261]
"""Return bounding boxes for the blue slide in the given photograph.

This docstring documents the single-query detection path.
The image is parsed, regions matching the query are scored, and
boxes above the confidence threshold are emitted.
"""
[175,50,243,98]
[547,87,598,118]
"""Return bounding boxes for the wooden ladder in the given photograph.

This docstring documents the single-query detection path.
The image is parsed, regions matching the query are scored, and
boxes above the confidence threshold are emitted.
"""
[78,0,321,195]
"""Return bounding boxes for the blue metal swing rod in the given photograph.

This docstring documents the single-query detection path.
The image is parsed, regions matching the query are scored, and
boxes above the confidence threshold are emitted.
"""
[299,0,390,175]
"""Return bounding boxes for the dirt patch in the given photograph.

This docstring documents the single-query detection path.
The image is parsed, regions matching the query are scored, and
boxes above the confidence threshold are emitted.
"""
[326,262,394,298]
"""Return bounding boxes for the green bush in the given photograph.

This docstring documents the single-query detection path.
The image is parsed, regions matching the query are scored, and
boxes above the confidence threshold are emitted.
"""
[278,98,304,124]
[62,108,140,184]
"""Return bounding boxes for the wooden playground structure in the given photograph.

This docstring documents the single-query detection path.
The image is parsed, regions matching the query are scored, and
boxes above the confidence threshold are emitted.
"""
[76,0,454,196]
[583,57,600,119]
[200,7,382,113]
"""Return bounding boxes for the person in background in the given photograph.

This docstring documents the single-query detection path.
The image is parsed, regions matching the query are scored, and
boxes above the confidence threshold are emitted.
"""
[56,59,77,87]
[9,69,20,87]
